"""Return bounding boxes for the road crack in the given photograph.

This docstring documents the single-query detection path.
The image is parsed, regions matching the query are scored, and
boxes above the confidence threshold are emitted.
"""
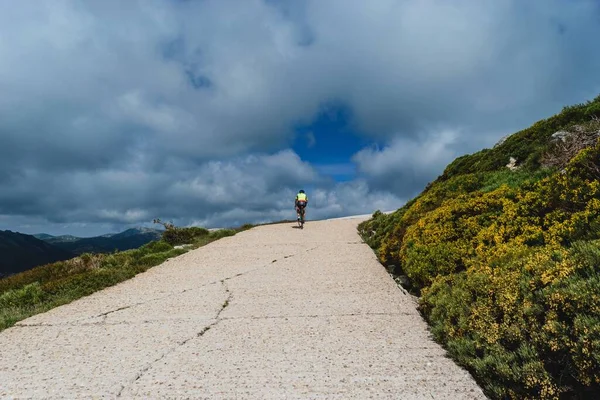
[17,246,322,329]
[116,280,233,398]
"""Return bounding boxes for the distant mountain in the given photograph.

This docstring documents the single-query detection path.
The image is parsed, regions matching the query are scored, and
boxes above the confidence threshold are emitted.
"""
[45,235,81,243]
[32,233,55,240]
[0,231,75,278]
[99,233,117,238]
[38,228,163,255]
[110,227,162,239]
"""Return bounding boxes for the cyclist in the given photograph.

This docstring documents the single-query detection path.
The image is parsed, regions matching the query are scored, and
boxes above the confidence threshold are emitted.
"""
[295,190,308,222]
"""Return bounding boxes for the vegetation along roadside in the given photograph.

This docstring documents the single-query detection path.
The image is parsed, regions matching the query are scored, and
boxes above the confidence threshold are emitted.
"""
[0,221,253,333]
[359,95,600,399]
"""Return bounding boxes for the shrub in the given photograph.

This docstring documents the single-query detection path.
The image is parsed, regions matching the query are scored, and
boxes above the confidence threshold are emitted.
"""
[209,229,236,240]
[140,240,173,253]
[137,253,168,267]
[585,103,600,118]
[161,226,210,245]
[0,282,46,309]
[239,223,255,231]
[360,94,600,399]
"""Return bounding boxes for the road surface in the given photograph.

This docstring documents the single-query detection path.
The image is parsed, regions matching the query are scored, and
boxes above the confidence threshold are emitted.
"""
[0,218,486,399]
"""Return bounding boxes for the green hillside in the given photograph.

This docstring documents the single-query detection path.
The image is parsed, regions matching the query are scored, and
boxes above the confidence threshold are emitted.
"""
[359,95,600,399]
[0,231,74,278]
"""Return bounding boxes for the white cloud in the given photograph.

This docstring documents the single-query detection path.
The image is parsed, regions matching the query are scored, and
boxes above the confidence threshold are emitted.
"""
[309,180,404,219]
[3,0,598,167]
[0,147,405,235]
[354,129,458,179]
[1,0,599,234]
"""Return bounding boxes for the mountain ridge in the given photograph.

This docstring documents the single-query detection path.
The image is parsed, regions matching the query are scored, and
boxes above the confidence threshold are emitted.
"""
[38,227,164,255]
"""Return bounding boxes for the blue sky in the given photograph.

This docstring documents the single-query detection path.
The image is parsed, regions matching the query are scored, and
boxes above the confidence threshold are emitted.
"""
[0,0,599,236]
[292,103,372,182]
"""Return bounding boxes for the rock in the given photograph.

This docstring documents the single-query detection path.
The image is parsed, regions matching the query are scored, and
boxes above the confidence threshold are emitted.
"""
[385,264,397,274]
[506,157,519,171]
[394,275,412,290]
[551,131,571,142]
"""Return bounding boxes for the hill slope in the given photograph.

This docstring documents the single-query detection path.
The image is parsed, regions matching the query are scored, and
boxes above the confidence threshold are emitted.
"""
[359,95,600,399]
[0,231,75,278]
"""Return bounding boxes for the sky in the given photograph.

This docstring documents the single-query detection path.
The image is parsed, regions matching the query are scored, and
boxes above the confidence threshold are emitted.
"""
[1,0,599,237]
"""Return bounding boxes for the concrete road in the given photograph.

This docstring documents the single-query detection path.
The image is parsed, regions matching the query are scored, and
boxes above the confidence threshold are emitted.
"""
[0,218,486,399]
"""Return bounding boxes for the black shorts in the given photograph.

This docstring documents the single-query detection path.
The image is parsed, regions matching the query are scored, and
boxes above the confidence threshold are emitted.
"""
[296,201,307,209]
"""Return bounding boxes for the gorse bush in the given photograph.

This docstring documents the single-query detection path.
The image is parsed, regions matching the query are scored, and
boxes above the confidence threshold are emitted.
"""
[359,95,600,399]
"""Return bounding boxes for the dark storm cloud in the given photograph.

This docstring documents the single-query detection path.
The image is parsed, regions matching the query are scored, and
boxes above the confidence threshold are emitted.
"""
[1,0,599,234]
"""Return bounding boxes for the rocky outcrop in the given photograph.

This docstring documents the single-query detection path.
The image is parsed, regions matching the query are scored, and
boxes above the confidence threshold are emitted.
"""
[551,130,571,142]
[506,156,519,171]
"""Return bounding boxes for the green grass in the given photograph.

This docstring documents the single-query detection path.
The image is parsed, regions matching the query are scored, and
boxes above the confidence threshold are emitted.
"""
[479,168,553,193]
[0,225,251,332]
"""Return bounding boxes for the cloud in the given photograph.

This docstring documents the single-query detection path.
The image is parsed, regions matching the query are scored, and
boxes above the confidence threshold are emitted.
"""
[0,0,599,234]
[353,129,460,195]
[191,178,404,229]
[2,149,402,235]
[308,180,404,218]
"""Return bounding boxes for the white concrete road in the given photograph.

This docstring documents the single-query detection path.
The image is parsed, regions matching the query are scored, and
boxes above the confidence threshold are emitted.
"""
[0,217,486,399]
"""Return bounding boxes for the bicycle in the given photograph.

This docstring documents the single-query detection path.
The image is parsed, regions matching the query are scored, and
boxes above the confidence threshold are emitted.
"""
[296,206,306,229]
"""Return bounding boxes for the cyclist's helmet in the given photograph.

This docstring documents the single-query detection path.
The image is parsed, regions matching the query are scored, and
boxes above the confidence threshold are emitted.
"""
[299,189,305,194]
